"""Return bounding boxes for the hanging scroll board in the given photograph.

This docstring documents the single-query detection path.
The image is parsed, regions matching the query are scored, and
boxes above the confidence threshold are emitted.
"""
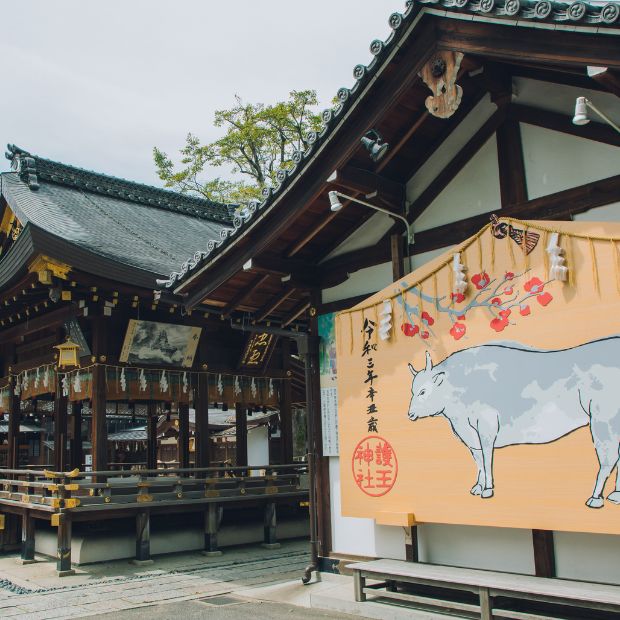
[238,332,276,371]
[419,51,464,118]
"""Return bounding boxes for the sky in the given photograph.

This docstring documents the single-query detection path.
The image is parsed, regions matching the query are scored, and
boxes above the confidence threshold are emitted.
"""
[0,0,403,187]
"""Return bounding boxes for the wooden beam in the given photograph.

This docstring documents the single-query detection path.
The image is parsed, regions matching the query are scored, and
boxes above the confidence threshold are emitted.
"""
[244,256,314,277]
[235,403,248,467]
[146,403,158,471]
[409,108,506,221]
[496,118,527,207]
[279,339,293,464]
[437,19,620,69]
[282,300,311,327]
[509,103,620,148]
[255,287,296,322]
[412,174,620,255]
[194,374,211,471]
[178,403,190,471]
[327,165,404,212]
[0,304,76,344]
[222,273,271,317]
[588,66,620,99]
[391,233,405,281]
[53,386,68,472]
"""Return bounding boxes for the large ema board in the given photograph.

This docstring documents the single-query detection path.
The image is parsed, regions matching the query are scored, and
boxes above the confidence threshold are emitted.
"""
[336,217,620,535]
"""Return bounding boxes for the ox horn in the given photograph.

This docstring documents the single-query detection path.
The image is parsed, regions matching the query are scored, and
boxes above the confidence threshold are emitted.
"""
[408,363,417,377]
[425,351,433,371]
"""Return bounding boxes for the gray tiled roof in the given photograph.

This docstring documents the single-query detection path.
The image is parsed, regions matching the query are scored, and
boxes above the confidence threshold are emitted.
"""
[1,148,235,279]
[160,0,620,289]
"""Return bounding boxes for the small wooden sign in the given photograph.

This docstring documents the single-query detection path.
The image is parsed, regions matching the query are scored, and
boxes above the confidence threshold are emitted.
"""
[239,332,276,370]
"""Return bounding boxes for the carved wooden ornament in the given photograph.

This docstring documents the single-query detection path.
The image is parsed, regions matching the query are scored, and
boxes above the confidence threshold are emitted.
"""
[419,51,464,118]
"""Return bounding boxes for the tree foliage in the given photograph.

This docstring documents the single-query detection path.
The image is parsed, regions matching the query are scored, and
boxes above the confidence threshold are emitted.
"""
[153,90,322,205]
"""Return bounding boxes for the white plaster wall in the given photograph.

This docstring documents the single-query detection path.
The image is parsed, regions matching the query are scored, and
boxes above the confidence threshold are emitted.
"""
[521,124,620,201]
[412,136,501,233]
[247,425,269,474]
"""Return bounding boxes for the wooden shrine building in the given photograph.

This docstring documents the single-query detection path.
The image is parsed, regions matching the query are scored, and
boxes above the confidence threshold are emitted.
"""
[157,0,620,605]
[0,145,308,572]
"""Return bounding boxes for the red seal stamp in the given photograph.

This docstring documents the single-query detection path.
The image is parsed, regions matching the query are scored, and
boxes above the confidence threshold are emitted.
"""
[352,435,398,497]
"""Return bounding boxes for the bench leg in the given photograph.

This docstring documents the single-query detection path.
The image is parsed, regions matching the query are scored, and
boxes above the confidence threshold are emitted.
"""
[262,502,280,549]
[479,586,492,620]
[56,513,74,577]
[353,571,366,602]
[132,510,153,565]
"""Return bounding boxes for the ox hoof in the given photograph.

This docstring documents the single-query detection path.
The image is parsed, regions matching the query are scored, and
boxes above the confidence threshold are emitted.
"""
[481,488,494,499]
[606,491,620,504]
[470,484,483,496]
[586,496,604,509]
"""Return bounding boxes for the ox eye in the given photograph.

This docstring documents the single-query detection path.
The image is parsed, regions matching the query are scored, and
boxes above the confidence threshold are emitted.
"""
[418,389,425,396]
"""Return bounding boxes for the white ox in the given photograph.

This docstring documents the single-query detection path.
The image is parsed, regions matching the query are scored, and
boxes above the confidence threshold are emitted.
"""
[407,339,620,508]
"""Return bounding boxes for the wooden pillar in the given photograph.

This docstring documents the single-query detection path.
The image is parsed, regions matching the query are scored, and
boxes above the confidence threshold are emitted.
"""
[133,510,152,565]
[91,365,108,478]
[235,403,248,467]
[56,513,74,576]
[391,232,405,281]
[405,525,419,562]
[280,340,293,464]
[532,529,556,577]
[69,402,83,471]
[7,376,20,470]
[146,402,158,471]
[496,118,528,207]
[262,502,280,549]
[308,290,332,559]
[178,402,190,471]
[203,503,222,556]
[53,386,68,472]
[20,510,35,564]
[194,374,211,473]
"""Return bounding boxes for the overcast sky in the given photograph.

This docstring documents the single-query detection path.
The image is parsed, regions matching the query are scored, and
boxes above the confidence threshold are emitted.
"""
[0,0,402,187]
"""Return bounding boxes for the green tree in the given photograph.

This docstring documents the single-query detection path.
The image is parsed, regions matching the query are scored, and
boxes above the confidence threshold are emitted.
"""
[153,90,322,205]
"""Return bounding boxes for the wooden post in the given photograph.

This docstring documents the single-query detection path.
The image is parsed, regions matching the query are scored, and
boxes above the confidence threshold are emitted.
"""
[69,402,83,471]
[391,232,405,281]
[203,503,222,556]
[178,402,190,472]
[7,376,20,470]
[53,385,68,472]
[146,403,158,471]
[280,339,293,464]
[91,365,108,478]
[20,510,36,564]
[405,525,419,562]
[532,529,556,577]
[262,502,280,549]
[235,403,248,467]
[133,510,153,565]
[194,374,211,473]
[56,513,74,576]
[496,117,528,207]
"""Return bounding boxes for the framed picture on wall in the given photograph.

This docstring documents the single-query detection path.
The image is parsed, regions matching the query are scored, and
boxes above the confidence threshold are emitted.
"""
[119,320,201,368]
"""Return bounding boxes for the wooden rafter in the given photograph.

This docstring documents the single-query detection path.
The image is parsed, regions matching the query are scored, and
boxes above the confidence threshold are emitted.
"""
[282,300,311,328]
[496,118,527,207]
[221,273,271,318]
[255,287,297,322]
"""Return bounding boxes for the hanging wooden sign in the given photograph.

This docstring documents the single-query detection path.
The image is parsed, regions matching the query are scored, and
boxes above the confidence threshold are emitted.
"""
[239,332,276,370]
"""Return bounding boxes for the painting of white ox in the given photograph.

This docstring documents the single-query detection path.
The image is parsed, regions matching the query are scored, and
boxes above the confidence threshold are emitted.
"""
[407,338,620,509]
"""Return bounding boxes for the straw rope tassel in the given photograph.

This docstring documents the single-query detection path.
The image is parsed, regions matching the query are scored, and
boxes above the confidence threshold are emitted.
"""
[507,229,516,268]
[400,289,406,330]
[564,234,576,287]
[522,225,529,271]
[477,235,483,273]
[448,262,454,307]
[589,238,600,296]
[490,232,496,273]
[612,240,620,295]
[433,273,438,310]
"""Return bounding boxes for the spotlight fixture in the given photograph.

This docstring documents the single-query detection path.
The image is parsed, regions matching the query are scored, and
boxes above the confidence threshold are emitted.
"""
[572,96,620,133]
[328,190,343,212]
[361,129,389,162]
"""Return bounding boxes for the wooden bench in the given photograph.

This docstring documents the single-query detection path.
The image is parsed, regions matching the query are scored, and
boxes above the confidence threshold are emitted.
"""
[348,559,620,619]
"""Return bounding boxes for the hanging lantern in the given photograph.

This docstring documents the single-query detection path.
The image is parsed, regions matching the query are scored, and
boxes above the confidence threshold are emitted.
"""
[54,338,80,368]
